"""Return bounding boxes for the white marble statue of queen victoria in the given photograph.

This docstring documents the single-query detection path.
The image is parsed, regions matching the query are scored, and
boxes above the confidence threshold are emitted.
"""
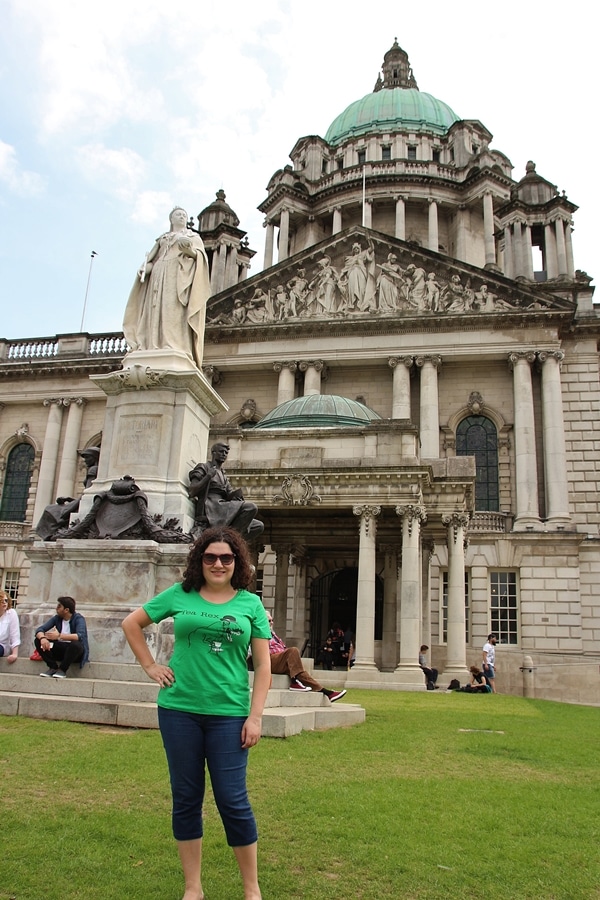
[123,207,210,367]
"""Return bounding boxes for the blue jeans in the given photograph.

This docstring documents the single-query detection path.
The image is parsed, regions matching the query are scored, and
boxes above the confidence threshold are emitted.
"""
[157,707,257,847]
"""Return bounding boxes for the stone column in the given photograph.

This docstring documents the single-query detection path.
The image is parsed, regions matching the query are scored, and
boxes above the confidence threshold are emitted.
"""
[56,398,86,499]
[428,199,439,252]
[509,351,540,527]
[273,361,297,405]
[351,505,380,670]
[273,545,291,636]
[32,399,65,522]
[278,208,290,263]
[395,196,406,241]
[456,206,468,263]
[238,261,249,282]
[300,360,326,396]
[564,224,575,278]
[442,513,469,676]
[211,241,228,294]
[523,224,534,280]
[513,221,523,278]
[395,503,427,683]
[388,356,413,419]
[332,207,342,235]
[483,192,496,267]
[416,355,442,458]
[381,545,399,669]
[555,218,568,276]
[363,199,372,229]
[503,225,514,279]
[538,351,570,525]
[263,220,275,269]
[421,538,434,649]
[224,244,238,289]
[544,223,558,279]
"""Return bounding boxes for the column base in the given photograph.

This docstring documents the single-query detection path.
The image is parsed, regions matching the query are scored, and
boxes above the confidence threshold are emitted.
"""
[393,664,425,686]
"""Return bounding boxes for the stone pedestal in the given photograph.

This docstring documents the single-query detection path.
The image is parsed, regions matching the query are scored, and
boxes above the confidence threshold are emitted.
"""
[84,350,228,531]
[22,539,190,663]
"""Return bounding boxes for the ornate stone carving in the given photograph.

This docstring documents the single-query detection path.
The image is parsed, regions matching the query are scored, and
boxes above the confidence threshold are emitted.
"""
[274,474,322,506]
[115,365,166,390]
[353,504,381,536]
[395,503,427,535]
[206,234,573,328]
[442,512,470,544]
[467,391,485,415]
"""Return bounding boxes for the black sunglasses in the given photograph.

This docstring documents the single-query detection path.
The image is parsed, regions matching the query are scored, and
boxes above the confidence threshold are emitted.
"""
[202,552,236,566]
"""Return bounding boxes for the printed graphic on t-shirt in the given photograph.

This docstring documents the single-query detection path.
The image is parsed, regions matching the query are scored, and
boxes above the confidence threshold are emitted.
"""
[186,613,244,655]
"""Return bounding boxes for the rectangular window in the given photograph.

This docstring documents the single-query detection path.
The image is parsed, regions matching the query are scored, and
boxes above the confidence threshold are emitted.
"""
[442,571,470,643]
[381,145,391,161]
[490,572,518,644]
[2,569,20,604]
[407,145,417,161]
[432,148,441,163]
[337,156,344,170]
[321,158,328,174]
[357,149,366,166]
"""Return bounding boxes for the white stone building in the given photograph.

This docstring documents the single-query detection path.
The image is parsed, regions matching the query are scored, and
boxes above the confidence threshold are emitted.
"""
[1,42,599,702]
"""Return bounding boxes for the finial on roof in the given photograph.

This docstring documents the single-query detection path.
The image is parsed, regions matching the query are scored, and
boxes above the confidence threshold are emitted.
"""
[374,39,418,92]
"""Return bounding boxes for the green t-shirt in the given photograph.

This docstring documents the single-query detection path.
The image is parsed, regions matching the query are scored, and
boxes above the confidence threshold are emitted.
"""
[143,584,270,716]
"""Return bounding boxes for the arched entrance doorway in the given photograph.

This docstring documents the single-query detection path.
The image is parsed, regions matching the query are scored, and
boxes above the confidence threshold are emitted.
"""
[309,567,383,661]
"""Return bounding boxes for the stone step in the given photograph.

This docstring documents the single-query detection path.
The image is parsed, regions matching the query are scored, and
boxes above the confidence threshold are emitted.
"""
[0,662,365,737]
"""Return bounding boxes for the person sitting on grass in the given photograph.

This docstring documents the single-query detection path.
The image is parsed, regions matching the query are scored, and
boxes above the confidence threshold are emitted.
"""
[264,612,347,703]
[465,664,492,693]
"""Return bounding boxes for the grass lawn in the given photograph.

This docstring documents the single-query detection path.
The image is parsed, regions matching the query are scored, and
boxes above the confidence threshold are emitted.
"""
[2,690,599,900]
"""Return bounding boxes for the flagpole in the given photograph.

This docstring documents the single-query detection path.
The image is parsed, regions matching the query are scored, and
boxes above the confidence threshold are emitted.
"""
[80,251,98,332]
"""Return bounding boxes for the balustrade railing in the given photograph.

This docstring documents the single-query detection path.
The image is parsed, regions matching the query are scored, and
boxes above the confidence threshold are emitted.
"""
[1,332,128,362]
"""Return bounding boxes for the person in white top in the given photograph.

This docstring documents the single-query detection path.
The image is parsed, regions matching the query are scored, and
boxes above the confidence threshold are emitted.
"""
[0,590,21,663]
[482,633,498,693]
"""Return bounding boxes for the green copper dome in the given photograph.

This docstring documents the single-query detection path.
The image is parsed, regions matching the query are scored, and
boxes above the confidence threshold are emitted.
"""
[254,395,381,429]
[325,88,460,145]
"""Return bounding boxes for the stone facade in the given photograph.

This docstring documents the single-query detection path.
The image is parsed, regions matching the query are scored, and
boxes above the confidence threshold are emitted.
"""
[1,43,599,704]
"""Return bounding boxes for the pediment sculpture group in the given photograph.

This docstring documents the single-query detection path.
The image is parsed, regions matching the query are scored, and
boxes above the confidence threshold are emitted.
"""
[209,239,526,327]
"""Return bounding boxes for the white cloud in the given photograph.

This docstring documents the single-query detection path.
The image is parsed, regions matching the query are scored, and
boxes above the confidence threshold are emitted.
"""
[75,144,147,198]
[131,191,175,226]
[0,140,44,195]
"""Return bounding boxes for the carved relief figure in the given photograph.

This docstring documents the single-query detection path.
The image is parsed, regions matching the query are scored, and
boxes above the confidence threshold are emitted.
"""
[340,240,376,312]
[286,268,308,317]
[123,207,210,367]
[246,288,271,324]
[425,272,442,312]
[376,253,406,312]
[405,264,427,311]
[308,255,342,316]
[444,274,474,312]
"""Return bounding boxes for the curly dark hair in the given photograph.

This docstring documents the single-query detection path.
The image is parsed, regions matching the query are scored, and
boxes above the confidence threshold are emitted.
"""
[182,526,255,592]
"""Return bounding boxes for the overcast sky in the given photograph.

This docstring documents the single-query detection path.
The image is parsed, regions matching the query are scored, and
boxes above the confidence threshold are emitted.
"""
[0,0,596,340]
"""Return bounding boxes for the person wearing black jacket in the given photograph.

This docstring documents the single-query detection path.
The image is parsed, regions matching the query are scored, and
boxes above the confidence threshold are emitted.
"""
[34,596,89,678]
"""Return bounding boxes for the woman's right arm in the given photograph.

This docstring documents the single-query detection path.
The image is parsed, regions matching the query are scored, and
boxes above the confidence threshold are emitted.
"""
[122,607,175,687]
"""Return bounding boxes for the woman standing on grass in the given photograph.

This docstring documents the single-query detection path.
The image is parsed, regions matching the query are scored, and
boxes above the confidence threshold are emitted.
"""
[122,526,271,900]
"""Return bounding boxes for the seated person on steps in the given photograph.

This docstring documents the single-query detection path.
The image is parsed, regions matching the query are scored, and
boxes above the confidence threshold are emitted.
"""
[34,596,89,679]
[265,612,347,703]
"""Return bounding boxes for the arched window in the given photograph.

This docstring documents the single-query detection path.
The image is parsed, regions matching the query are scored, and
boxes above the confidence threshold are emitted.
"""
[0,443,35,522]
[456,416,499,511]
